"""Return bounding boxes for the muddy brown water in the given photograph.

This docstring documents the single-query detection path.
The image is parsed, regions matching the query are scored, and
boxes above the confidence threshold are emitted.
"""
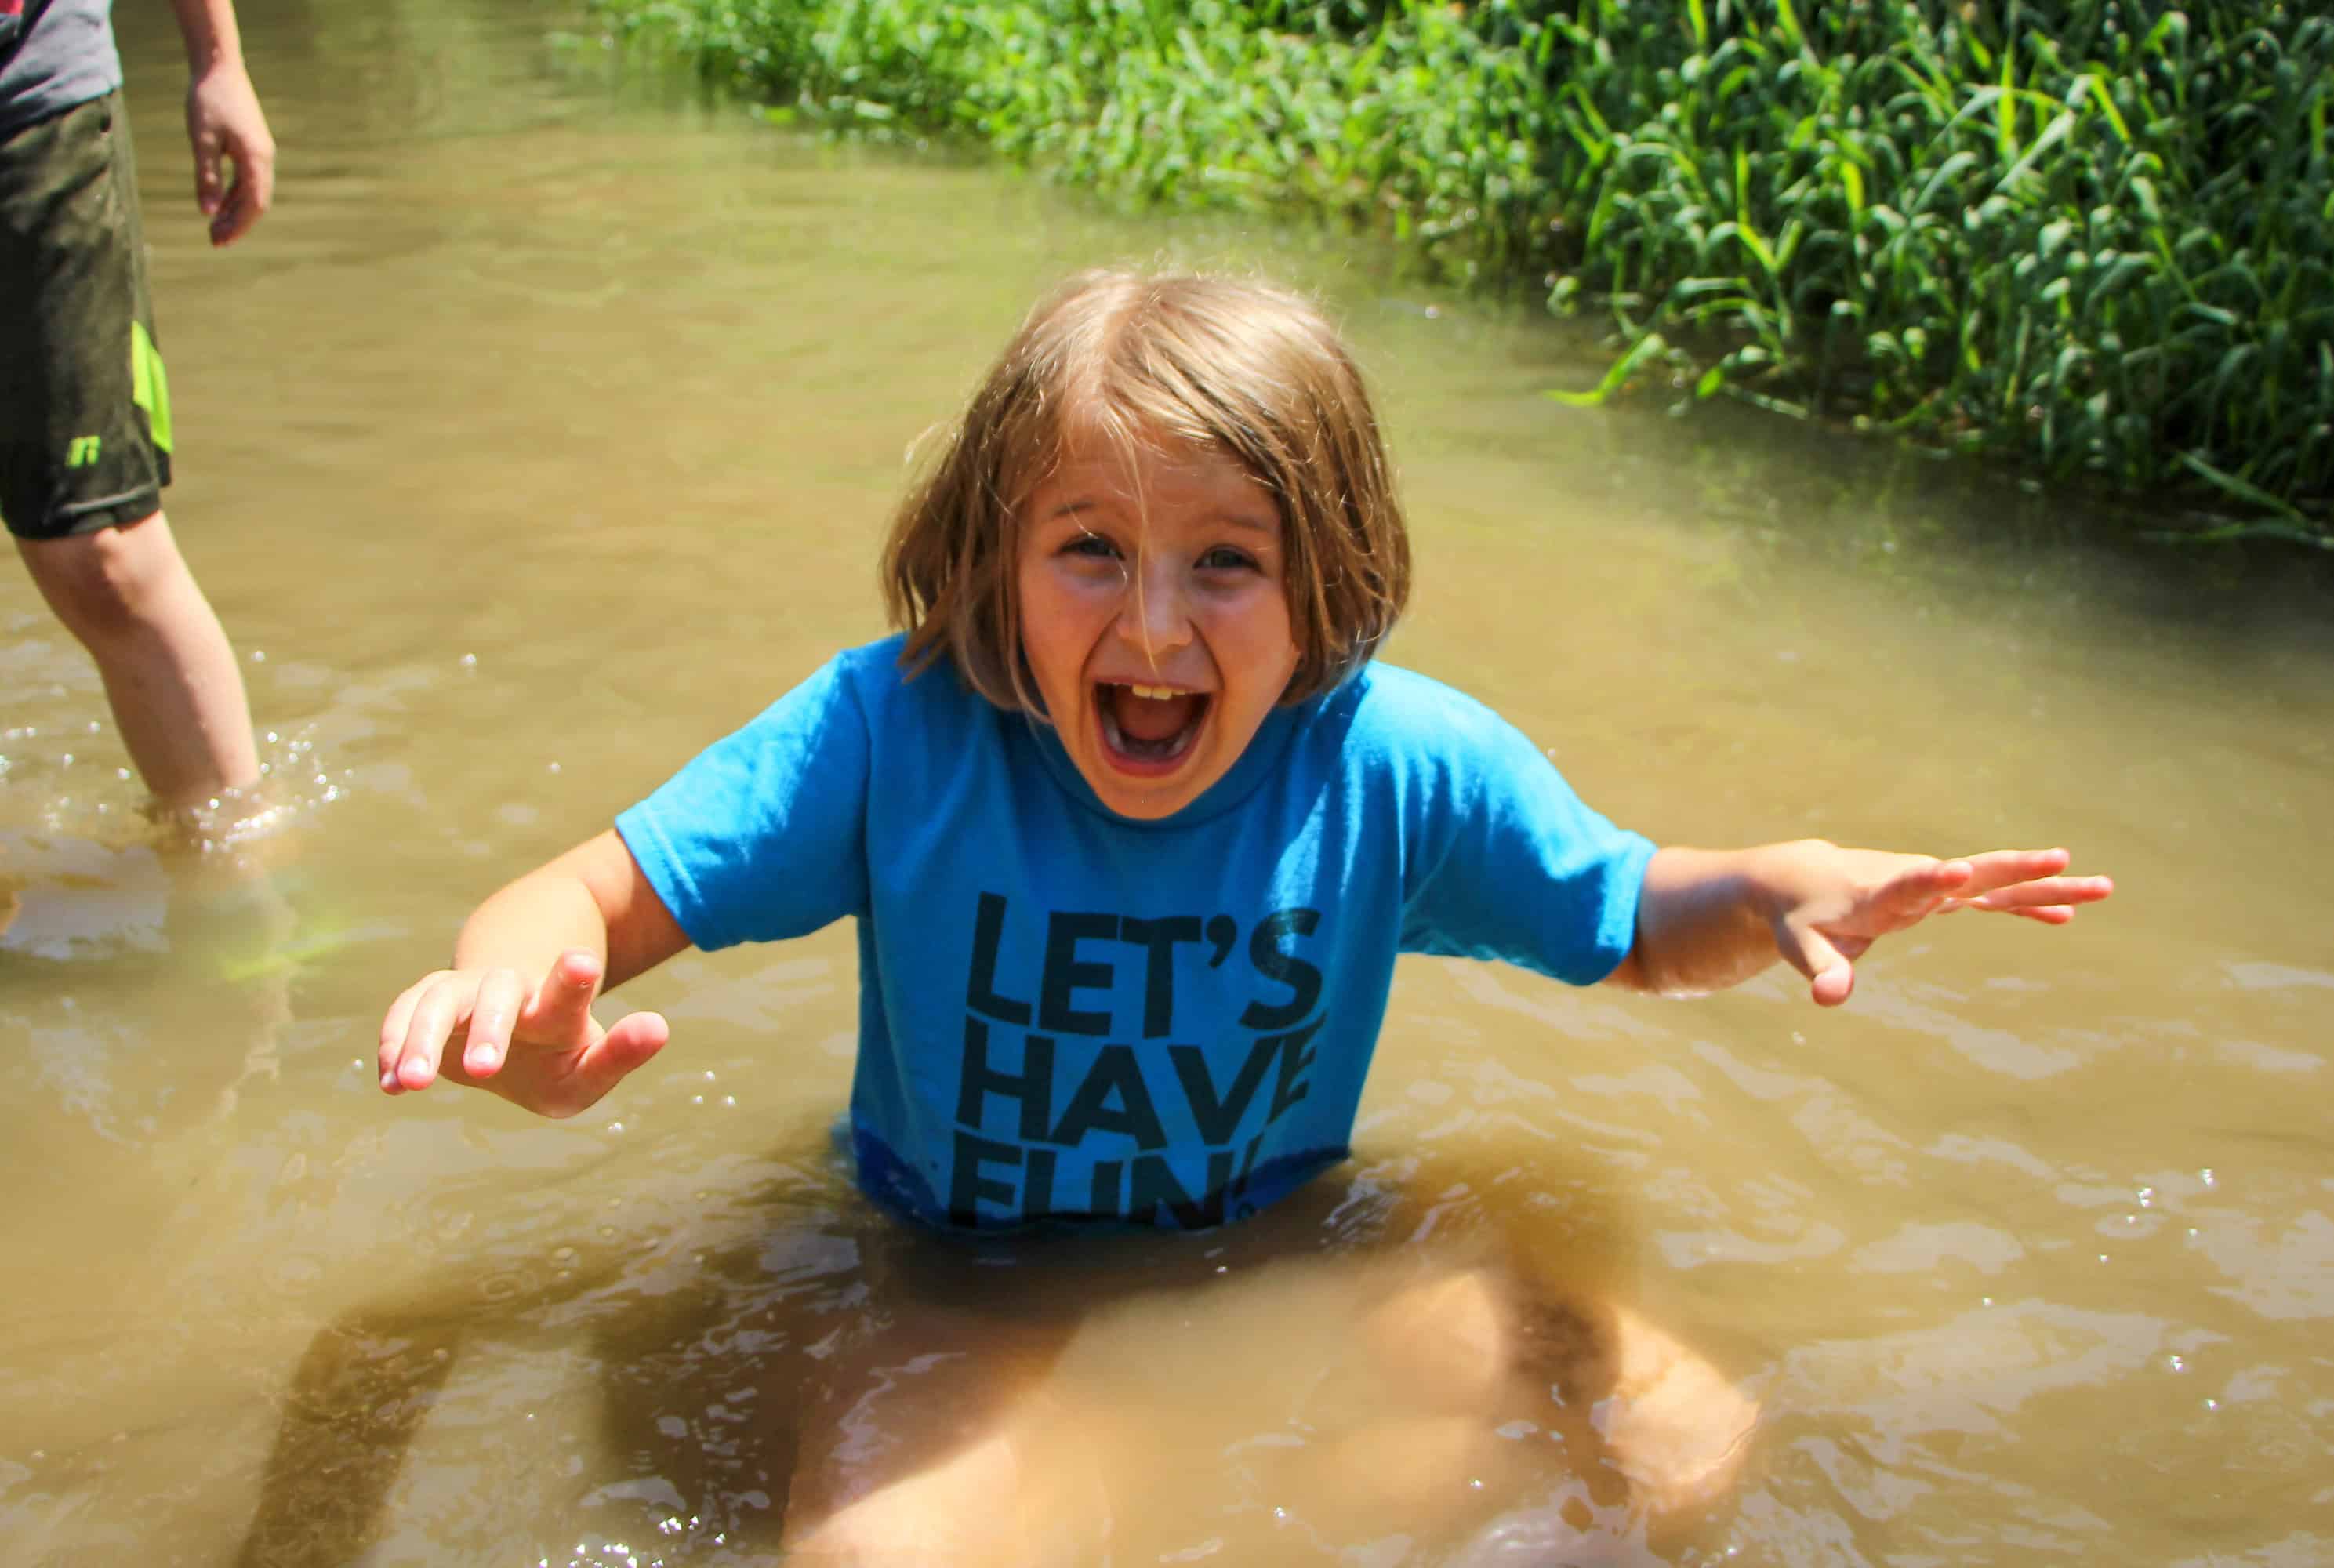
[4,1,2332,1563]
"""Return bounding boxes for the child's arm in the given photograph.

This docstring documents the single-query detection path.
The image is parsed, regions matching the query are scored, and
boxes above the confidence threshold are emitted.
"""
[1606,842,2112,1006]
[168,0,276,246]
[376,829,690,1116]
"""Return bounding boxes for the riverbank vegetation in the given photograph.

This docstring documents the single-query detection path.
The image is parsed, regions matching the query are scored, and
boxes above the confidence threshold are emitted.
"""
[590,0,2332,546]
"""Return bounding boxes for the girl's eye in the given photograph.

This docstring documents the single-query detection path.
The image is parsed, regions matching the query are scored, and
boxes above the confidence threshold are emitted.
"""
[1198,546,1258,572]
[1063,533,1121,560]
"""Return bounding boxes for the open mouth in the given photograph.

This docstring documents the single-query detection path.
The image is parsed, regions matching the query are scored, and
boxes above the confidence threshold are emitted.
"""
[1095,681,1211,774]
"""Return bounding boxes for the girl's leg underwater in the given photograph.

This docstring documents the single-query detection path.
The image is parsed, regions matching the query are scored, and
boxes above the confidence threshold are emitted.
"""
[780,1261,1757,1564]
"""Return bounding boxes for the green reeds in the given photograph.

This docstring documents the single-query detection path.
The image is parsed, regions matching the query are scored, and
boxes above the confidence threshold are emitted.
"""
[590,0,2333,543]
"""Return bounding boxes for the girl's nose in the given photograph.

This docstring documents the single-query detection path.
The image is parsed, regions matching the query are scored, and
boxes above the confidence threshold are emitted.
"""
[1116,559,1194,660]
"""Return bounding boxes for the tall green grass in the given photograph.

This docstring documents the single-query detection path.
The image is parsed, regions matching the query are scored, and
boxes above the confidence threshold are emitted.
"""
[591,0,2333,545]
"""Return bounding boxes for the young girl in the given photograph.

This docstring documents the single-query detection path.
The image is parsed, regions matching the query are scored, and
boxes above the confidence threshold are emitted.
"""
[377,270,2109,1559]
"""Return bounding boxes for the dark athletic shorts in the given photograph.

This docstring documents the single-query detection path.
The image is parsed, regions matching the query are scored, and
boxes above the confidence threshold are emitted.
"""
[0,90,173,541]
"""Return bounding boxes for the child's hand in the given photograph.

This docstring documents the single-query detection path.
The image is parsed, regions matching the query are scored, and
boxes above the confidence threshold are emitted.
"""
[185,60,275,247]
[377,950,670,1117]
[1768,845,2113,1007]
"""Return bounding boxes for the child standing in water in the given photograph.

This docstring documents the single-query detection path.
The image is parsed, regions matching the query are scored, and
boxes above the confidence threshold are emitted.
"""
[378,270,2110,1560]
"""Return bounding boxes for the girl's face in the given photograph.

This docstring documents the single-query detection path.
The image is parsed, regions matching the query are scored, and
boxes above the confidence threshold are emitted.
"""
[1015,435,1301,821]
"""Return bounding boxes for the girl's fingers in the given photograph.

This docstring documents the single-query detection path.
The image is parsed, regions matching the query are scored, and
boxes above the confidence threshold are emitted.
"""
[529,1012,671,1119]
[1956,848,2076,895]
[587,1011,672,1087]
[460,968,530,1078]
[1964,875,2114,911]
[378,972,448,1087]
[394,975,474,1091]
[1776,918,1856,1007]
[523,949,604,1042]
[1878,858,1973,913]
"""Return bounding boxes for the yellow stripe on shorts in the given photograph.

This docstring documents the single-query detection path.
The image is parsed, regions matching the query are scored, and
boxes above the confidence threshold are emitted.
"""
[131,320,173,454]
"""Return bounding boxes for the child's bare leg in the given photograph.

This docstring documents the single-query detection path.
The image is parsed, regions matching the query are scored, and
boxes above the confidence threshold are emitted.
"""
[1581,1302,1759,1518]
[783,1391,1109,1567]
[1300,1410,1518,1537]
[1276,1265,1523,1534]
[792,1260,1517,1562]
[16,514,260,808]
[782,1420,1020,1566]
[784,1261,1756,1560]
[779,1278,1109,1568]
[1352,1266,1758,1522]
[1356,1264,1513,1412]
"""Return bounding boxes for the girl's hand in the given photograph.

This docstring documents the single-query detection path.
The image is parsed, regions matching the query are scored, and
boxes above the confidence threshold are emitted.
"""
[1769,846,2114,1007]
[377,950,670,1118]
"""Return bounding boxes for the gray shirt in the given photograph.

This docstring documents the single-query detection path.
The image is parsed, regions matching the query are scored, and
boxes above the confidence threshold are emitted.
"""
[1,0,122,137]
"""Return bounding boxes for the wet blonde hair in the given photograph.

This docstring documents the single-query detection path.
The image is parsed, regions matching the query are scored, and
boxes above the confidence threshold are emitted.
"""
[881,269,1412,712]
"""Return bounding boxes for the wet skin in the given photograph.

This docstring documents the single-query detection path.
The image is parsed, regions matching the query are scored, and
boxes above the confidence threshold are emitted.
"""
[1014,436,1301,822]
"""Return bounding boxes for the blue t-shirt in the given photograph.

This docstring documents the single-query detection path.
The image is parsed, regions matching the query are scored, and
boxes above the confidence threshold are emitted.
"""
[616,636,1654,1231]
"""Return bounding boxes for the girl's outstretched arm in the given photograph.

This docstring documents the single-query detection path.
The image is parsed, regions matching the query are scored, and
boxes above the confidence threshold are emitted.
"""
[1604,842,2113,1007]
[376,829,691,1116]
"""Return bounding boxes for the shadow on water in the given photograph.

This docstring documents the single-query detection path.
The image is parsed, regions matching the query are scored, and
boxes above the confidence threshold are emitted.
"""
[211,1177,792,1565]
[228,1127,854,1566]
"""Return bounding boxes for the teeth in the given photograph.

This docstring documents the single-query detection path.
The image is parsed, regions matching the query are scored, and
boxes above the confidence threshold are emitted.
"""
[1123,684,1181,700]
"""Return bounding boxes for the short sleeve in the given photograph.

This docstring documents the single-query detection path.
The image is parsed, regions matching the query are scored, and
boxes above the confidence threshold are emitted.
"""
[614,654,871,952]
[1396,709,1654,986]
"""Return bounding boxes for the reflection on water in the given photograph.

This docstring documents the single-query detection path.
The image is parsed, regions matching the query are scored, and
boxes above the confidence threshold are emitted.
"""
[4,0,2332,1562]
